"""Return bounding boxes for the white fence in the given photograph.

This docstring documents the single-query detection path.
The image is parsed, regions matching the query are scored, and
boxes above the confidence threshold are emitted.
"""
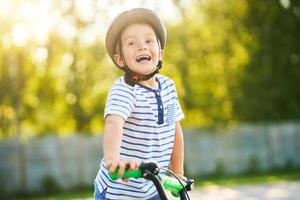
[185,122,300,176]
[1,122,300,194]
[0,135,102,194]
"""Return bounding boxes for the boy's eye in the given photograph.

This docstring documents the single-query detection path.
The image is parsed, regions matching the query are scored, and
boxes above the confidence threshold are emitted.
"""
[146,39,154,43]
[128,41,134,46]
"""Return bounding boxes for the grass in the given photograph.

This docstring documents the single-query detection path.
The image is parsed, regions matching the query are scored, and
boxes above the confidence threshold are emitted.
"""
[195,169,300,188]
[10,169,300,200]
[11,190,93,200]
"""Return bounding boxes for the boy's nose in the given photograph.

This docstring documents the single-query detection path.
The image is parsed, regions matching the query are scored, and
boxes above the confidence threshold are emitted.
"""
[137,42,147,50]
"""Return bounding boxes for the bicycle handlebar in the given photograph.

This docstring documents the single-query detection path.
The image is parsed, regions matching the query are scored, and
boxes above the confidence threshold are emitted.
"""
[108,162,193,200]
[109,168,142,180]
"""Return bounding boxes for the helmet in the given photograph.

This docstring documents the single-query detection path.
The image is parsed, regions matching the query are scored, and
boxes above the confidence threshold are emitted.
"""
[105,8,167,66]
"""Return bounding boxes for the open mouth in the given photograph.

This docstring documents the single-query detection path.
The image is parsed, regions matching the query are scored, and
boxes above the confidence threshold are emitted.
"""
[136,54,151,63]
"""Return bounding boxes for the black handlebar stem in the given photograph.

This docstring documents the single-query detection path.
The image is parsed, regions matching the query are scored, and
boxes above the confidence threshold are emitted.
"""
[140,162,159,175]
[139,163,169,200]
[143,171,168,200]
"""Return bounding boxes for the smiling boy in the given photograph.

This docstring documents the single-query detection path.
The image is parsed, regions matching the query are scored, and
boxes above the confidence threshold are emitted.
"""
[94,8,185,200]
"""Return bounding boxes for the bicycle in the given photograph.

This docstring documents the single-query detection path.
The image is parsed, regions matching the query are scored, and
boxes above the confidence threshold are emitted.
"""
[109,162,194,200]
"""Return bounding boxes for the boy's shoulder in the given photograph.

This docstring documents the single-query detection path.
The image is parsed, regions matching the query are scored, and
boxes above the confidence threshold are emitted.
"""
[157,74,175,86]
[113,76,127,85]
[110,76,136,93]
[111,76,134,89]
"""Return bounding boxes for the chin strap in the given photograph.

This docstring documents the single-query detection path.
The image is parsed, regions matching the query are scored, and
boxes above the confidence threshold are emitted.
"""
[122,61,162,86]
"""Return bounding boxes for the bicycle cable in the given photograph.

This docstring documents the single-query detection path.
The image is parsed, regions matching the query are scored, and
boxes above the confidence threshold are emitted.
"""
[159,167,191,200]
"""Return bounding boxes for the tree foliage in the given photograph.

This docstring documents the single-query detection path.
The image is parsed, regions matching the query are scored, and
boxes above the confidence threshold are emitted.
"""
[0,0,299,138]
[232,0,300,121]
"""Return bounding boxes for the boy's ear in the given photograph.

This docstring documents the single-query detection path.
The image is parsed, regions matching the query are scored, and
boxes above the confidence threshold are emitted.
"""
[160,49,164,60]
[113,54,125,68]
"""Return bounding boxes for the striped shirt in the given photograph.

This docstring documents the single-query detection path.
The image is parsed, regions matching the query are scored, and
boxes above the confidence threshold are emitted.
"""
[95,74,184,199]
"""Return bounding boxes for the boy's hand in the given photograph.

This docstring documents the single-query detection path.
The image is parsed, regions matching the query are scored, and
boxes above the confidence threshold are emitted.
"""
[175,173,187,181]
[105,158,140,181]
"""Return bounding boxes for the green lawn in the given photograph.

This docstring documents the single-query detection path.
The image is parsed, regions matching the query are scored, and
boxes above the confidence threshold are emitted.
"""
[16,190,93,200]
[195,169,300,187]
[15,169,300,200]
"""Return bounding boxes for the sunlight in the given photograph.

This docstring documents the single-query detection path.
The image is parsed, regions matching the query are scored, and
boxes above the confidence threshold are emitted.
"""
[26,1,55,45]
[1,34,11,49]
[0,0,10,16]
[4,1,55,46]
[105,0,180,23]
[1,0,180,47]
[75,0,95,23]
[279,0,290,9]
[34,47,48,64]
[19,2,36,21]
[11,23,30,47]
[57,15,78,41]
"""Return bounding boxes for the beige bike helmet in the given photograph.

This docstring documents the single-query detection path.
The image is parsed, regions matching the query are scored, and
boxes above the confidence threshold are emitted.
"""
[105,8,167,67]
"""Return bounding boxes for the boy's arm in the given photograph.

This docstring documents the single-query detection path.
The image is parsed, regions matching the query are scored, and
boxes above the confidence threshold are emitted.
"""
[103,114,123,168]
[170,121,184,177]
[103,114,140,177]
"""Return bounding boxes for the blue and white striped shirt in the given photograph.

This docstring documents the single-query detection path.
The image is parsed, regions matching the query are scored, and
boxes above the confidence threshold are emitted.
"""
[95,74,184,199]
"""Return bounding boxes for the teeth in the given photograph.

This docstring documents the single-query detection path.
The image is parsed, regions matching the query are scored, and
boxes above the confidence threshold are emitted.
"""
[136,54,151,62]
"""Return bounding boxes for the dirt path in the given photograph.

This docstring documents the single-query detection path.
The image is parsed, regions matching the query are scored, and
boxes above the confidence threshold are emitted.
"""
[185,181,300,200]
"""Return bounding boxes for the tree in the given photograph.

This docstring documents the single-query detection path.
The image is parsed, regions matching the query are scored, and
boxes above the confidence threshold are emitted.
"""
[233,0,300,121]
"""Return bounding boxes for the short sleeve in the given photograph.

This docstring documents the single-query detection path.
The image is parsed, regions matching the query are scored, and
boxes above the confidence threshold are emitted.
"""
[104,79,135,121]
[166,79,184,122]
[173,84,184,122]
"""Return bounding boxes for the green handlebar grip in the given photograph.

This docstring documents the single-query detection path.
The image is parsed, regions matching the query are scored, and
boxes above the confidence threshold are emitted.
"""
[160,174,187,197]
[109,168,142,180]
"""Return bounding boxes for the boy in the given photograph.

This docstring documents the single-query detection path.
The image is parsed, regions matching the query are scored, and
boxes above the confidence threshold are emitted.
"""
[94,8,185,200]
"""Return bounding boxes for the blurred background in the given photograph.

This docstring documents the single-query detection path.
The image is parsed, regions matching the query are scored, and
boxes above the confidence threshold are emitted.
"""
[0,0,300,199]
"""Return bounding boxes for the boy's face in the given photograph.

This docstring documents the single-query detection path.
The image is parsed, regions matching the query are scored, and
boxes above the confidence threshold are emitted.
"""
[114,23,163,75]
